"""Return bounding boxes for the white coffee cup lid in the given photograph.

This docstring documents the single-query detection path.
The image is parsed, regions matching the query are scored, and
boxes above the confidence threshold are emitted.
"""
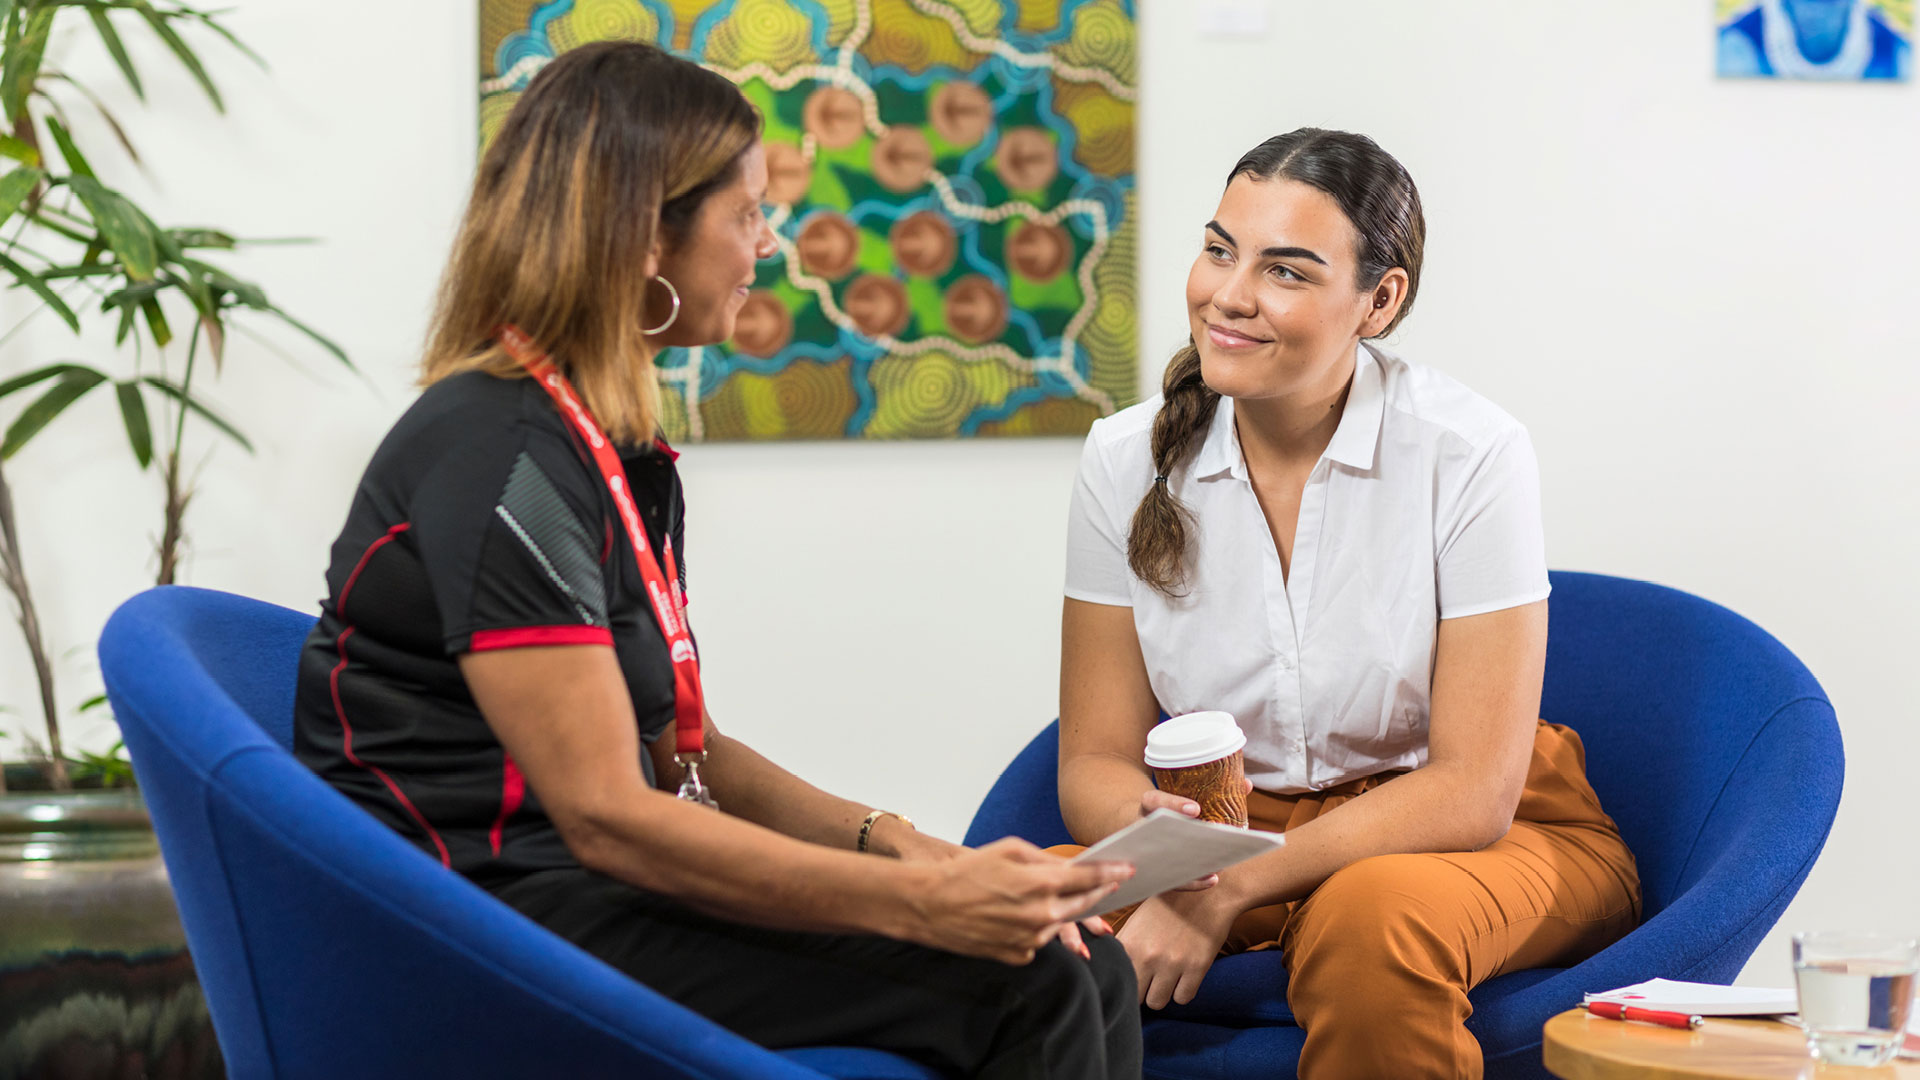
[1143,711,1247,769]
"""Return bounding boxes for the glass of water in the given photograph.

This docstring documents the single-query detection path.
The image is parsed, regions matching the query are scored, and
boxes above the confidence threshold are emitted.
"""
[1792,931,1920,1066]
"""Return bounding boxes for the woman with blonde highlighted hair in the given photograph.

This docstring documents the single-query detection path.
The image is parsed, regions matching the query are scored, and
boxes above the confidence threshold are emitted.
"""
[294,42,1139,1076]
[1054,129,1641,1079]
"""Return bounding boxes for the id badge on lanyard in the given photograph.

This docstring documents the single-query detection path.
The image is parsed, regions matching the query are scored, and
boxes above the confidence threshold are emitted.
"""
[496,325,716,808]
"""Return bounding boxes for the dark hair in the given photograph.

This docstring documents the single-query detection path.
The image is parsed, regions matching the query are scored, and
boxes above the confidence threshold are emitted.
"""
[424,41,760,444]
[1127,128,1425,596]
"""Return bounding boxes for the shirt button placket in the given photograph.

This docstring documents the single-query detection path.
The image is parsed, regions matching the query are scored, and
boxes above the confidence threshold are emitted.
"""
[1275,615,1307,784]
[1250,481,1306,791]
[1284,464,1330,787]
[1279,647,1307,782]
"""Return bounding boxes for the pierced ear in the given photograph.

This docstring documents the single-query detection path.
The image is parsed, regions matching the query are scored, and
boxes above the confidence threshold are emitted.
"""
[1366,271,1409,335]
[1362,289,1390,334]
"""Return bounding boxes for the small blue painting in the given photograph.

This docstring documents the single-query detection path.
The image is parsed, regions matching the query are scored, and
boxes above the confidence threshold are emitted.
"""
[1718,0,1912,80]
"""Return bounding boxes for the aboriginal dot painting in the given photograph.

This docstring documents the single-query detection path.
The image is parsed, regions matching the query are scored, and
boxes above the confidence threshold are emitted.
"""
[480,0,1138,441]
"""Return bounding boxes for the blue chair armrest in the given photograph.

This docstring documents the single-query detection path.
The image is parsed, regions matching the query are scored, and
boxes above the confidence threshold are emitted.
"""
[964,721,1070,849]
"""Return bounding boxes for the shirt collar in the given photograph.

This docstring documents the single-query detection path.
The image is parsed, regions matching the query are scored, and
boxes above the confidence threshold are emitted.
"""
[1190,343,1385,481]
[1324,343,1385,471]
[1190,393,1244,481]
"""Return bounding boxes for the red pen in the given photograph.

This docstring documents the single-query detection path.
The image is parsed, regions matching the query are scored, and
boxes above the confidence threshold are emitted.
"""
[1584,1000,1704,1030]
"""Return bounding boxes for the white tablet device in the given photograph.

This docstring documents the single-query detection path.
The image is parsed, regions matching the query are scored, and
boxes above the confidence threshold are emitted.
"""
[1068,809,1285,919]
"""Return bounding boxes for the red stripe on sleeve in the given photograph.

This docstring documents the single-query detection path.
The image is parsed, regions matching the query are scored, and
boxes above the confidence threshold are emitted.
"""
[469,625,614,651]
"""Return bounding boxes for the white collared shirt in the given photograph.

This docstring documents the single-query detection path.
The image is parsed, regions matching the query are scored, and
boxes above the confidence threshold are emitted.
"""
[1065,344,1550,793]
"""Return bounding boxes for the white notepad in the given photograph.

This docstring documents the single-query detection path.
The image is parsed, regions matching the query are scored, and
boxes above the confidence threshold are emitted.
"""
[1068,809,1285,919]
[1583,978,1797,1016]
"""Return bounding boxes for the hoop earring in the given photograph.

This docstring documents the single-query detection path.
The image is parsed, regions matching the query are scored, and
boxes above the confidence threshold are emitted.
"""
[644,275,681,335]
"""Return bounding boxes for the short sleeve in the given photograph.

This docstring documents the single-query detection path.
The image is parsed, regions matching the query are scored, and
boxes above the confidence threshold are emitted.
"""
[1434,427,1552,620]
[1064,430,1134,606]
[410,426,614,654]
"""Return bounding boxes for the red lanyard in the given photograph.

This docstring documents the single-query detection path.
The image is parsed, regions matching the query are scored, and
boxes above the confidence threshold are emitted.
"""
[497,326,704,760]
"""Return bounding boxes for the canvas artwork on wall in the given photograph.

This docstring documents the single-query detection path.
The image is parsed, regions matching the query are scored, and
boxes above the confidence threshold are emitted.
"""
[479,0,1139,442]
[1717,0,1912,80]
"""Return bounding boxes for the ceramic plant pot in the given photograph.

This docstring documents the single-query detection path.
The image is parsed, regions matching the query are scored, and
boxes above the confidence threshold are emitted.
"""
[0,781,223,1079]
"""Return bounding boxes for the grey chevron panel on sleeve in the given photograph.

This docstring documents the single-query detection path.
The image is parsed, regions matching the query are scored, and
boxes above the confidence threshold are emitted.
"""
[494,451,609,627]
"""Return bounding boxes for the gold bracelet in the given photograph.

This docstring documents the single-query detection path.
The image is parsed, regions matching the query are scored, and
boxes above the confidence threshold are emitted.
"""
[857,809,914,854]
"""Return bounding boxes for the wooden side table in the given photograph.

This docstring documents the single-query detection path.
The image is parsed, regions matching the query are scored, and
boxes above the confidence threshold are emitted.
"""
[1542,1008,1919,1079]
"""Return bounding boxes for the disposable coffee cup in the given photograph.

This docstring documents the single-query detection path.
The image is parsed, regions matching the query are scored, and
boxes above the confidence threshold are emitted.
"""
[1144,711,1249,828]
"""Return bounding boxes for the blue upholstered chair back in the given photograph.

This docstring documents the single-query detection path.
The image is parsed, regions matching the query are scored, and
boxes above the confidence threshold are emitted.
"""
[1533,573,1836,921]
[102,586,934,1080]
[964,571,1843,1079]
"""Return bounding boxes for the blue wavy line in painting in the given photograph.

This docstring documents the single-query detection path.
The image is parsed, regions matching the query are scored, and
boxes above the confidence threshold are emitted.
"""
[846,197,925,228]
[687,0,836,57]
[955,120,1000,178]
[1033,366,1078,400]
[704,350,786,383]
[959,384,1052,436]
[654,347,692,374]
[862,62,969,92]
[959,224,1009,292]
[844,351,878,435]
[789,0,837,57]
[1003,309,1053,356]
[998,0,1114,49]
[687,0,741,55]
[498,0,681,89]
[1028,77,1098,192]
[840,329,892,362]
[527,0,575,39]
[494,31,554,84]
[1067,340,1096,385]
[704,339,855,381]
[719,331,895,395]
[1066,174,1129,241]
[985,52,1051,94]
[777,339,857,364]
[638,0,678,44]
[990,76,1025,115]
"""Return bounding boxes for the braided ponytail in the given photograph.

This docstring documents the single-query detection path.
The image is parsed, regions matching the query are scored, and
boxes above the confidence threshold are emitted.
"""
[1127,341,1219,596]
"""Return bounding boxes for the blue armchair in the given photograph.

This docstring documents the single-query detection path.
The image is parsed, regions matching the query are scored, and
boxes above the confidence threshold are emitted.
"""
[964,571,1844,1079]
[101,586,939,1080]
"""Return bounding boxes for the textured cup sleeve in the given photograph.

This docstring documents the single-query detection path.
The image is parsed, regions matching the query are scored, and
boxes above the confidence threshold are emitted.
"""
[1064,429,1135,606]
[1434,426,1552,620]
[410,426,615,654]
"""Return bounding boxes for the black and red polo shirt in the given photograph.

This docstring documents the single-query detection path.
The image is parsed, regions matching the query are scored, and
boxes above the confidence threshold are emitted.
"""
[293,369,684,886]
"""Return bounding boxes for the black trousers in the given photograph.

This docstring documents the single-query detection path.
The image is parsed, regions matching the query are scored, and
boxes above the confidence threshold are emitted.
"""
[489,868,1142,1079]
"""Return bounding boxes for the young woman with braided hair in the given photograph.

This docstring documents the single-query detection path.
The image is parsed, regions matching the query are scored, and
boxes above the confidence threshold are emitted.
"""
[1054,129,1641,1079]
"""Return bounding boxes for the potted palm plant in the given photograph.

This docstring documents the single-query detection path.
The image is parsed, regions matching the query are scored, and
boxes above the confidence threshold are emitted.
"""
[0,3,346,1074]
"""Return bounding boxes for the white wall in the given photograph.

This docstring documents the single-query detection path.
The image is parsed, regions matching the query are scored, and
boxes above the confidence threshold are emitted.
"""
[3,0,1913,988]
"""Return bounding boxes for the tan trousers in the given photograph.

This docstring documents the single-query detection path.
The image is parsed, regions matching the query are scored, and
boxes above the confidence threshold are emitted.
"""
[1064,721,1641,1080]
